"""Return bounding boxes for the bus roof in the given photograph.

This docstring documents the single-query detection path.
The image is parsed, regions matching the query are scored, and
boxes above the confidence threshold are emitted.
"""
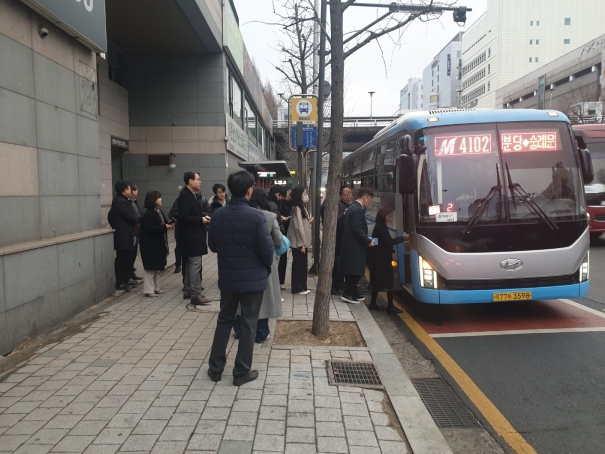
[347,108,571,159]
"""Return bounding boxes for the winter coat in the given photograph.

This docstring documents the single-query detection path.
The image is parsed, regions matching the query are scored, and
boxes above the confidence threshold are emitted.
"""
[108,194,138,251]
[321,199,350,255]
[288,205,311,249]
[238,210,283,319]
[176,187,208,258]
[280,199,292,234]
[367,222,406,290]
[208,197,275,293]
[129,198,141,243]
[140,208,169,271]
[340,201,372,276]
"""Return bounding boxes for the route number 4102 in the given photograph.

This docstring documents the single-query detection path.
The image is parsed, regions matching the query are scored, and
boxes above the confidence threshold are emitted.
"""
[460,136,490,154]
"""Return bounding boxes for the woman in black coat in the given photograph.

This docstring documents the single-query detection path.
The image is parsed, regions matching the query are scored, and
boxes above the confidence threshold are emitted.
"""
[367,206,407,313]
[140,191,174,297]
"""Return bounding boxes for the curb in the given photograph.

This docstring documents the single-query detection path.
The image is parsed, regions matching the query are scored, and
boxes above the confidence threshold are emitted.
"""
[351,300,454,454]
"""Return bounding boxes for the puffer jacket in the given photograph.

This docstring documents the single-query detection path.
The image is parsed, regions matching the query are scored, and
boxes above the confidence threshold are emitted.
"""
[208,197,275,293]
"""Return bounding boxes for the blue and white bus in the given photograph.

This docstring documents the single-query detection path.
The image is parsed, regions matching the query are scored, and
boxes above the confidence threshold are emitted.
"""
[341,109,594,304]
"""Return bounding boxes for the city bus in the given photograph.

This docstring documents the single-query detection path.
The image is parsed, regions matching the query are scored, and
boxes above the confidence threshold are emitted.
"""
[573,124,605,241]
[342,109,593,304]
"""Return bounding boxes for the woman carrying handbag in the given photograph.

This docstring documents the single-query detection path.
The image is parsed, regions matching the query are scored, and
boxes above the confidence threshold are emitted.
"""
[139,191,174,297]
[367,206,407,313]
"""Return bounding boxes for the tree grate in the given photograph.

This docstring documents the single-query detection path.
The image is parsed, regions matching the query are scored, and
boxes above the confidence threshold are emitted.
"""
[412,378,478,428]
[327,361,383,389]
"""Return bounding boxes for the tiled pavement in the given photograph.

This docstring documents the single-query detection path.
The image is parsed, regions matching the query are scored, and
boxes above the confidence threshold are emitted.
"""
[0,253,409,454]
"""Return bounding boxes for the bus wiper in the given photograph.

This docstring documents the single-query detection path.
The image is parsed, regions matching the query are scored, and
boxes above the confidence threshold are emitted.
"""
[505,162,559,230]
[462,164,502,235]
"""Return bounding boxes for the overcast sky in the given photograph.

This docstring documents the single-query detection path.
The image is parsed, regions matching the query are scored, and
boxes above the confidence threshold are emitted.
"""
[232,0,487,117]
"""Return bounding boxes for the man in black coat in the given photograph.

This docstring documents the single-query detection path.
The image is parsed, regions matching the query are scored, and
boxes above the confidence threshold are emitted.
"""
[321,185,353,295]
[207,170,275,386]
[108,181,139,291]
[339,188,375,304]
[176,172,211,305]
[127,183,143,283]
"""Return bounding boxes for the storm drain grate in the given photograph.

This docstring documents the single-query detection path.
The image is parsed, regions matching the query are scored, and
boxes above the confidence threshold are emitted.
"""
[412,378,478,428]
[327,361,383,389]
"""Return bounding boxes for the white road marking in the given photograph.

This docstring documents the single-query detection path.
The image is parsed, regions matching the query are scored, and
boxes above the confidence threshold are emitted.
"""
[558,298,605,319]
[431,327,605,338]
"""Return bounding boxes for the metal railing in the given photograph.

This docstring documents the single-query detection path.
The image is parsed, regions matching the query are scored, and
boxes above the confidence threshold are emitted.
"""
[273,116,398,129]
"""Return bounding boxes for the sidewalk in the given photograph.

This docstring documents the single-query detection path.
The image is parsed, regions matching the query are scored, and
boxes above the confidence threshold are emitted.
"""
[0,252,447,454]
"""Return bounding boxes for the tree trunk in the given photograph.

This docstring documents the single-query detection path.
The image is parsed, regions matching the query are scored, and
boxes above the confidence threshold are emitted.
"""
[312,1,344,339]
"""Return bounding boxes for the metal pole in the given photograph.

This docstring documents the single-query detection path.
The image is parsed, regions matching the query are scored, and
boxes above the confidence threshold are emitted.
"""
[310,0,327,274]
[369,91,374,118]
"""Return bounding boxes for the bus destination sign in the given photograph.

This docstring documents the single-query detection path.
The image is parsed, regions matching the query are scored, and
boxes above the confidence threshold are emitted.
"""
[501,131,559,153]
[435,134,492,156]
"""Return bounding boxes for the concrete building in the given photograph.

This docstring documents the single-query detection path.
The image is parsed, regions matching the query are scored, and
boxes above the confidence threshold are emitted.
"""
[496,34,605,121]
[460,0,605,109]
[399,78,423,110]
[0,0,275,355]
[422,32,463,109]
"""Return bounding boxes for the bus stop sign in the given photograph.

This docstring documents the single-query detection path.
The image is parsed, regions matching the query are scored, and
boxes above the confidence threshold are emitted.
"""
[289,95,318,151]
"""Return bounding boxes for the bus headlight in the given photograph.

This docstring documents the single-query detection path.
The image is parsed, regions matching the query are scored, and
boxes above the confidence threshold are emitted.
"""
[580,252,589,282]
[419,256,438,289]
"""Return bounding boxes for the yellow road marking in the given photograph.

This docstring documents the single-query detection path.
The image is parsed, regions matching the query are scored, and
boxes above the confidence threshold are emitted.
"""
[383,292,537,454]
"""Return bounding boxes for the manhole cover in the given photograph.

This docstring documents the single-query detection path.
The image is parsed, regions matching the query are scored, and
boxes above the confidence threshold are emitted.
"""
[412,378,478,428]
[327,360,383,389]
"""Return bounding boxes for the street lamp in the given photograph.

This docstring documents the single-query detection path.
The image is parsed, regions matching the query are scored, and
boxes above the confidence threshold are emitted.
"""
[369,91,375,118]
[549,86,555,109]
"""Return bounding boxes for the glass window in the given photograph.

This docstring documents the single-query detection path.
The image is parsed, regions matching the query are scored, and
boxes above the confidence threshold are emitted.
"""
[530,39,533,45]
[361,150,375,177]
[488,81,491,91]
[564,18,571,25]
[536,57,539,62]
[564,39,570,44]
[536,39,539,45]
[245,99,257,144]
[488,48,491,58]
[530,21,533,26]
[537,21,540,26]
[529,57,533,62]
[230,74,243,127]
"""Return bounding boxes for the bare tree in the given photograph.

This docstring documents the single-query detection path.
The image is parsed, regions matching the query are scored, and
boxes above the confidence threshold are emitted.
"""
[553,84,604,124]
[313,0,464,338]
[271,0,464,338]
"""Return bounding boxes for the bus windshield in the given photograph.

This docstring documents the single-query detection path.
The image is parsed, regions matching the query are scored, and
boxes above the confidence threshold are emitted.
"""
[418,122,585,225]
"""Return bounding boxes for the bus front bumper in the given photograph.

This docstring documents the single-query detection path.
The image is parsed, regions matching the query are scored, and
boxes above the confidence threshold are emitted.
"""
[413,281,589,305]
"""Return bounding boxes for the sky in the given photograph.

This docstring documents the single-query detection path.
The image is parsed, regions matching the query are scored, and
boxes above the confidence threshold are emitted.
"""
[232,0,488,117]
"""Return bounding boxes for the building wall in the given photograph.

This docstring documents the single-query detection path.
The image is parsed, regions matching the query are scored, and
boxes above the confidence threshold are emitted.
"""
[423,33,463,109]
[461,0,605,109]
[97,56,129,227]
[124,53,231,204]
[400,78,422,110]
[0,0,113,355]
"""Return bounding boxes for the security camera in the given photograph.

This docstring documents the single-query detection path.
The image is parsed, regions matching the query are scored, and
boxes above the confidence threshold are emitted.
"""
[38,25,49,38]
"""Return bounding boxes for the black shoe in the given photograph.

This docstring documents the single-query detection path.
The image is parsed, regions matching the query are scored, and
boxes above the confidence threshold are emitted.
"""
[130,274,143,281]
[126,279,140,287]
[331,288,343,296]
[115,282,132,291]
[174,266,181,274]
[233,370,259,386]
[368,303,385,311]
[341,294,360,304]
[386,306,403,314]
[207,369,222,382]
[183,294,191,300]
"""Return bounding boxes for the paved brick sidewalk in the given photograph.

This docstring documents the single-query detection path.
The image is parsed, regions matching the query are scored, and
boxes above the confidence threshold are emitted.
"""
[0,253,409,454]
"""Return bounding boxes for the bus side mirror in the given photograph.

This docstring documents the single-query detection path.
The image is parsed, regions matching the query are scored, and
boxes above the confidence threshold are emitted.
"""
[397,154,416,195]
[578,148,594,184]
[400,134,412,155]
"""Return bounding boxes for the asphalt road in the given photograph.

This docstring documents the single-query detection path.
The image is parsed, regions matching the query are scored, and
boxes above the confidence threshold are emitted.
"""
[385,237,605,454]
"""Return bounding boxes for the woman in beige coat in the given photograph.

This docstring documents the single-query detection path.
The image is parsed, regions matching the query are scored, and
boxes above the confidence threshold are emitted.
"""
[288,186,312,295]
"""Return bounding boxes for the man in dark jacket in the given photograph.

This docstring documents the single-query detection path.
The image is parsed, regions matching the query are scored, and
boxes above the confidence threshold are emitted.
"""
[340,188,375,304]
[177,172,211,305]
[108,181,139,291]
[321,185,353,295]
[207,170,275,386]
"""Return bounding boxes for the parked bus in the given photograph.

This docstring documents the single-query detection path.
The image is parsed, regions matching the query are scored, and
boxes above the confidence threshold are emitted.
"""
[573,124,605,241]
[342,109,593,304]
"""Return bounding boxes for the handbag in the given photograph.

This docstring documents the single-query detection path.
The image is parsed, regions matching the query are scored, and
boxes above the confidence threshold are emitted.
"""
[275,235,291,256]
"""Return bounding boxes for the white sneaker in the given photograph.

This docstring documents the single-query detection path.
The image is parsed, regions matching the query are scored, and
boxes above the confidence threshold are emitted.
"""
[280,285,286,290]
[281,298,285,302]
[295,290,311,296]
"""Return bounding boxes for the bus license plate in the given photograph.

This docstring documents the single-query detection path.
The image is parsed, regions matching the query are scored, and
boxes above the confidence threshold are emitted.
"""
[492,291,532,302]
